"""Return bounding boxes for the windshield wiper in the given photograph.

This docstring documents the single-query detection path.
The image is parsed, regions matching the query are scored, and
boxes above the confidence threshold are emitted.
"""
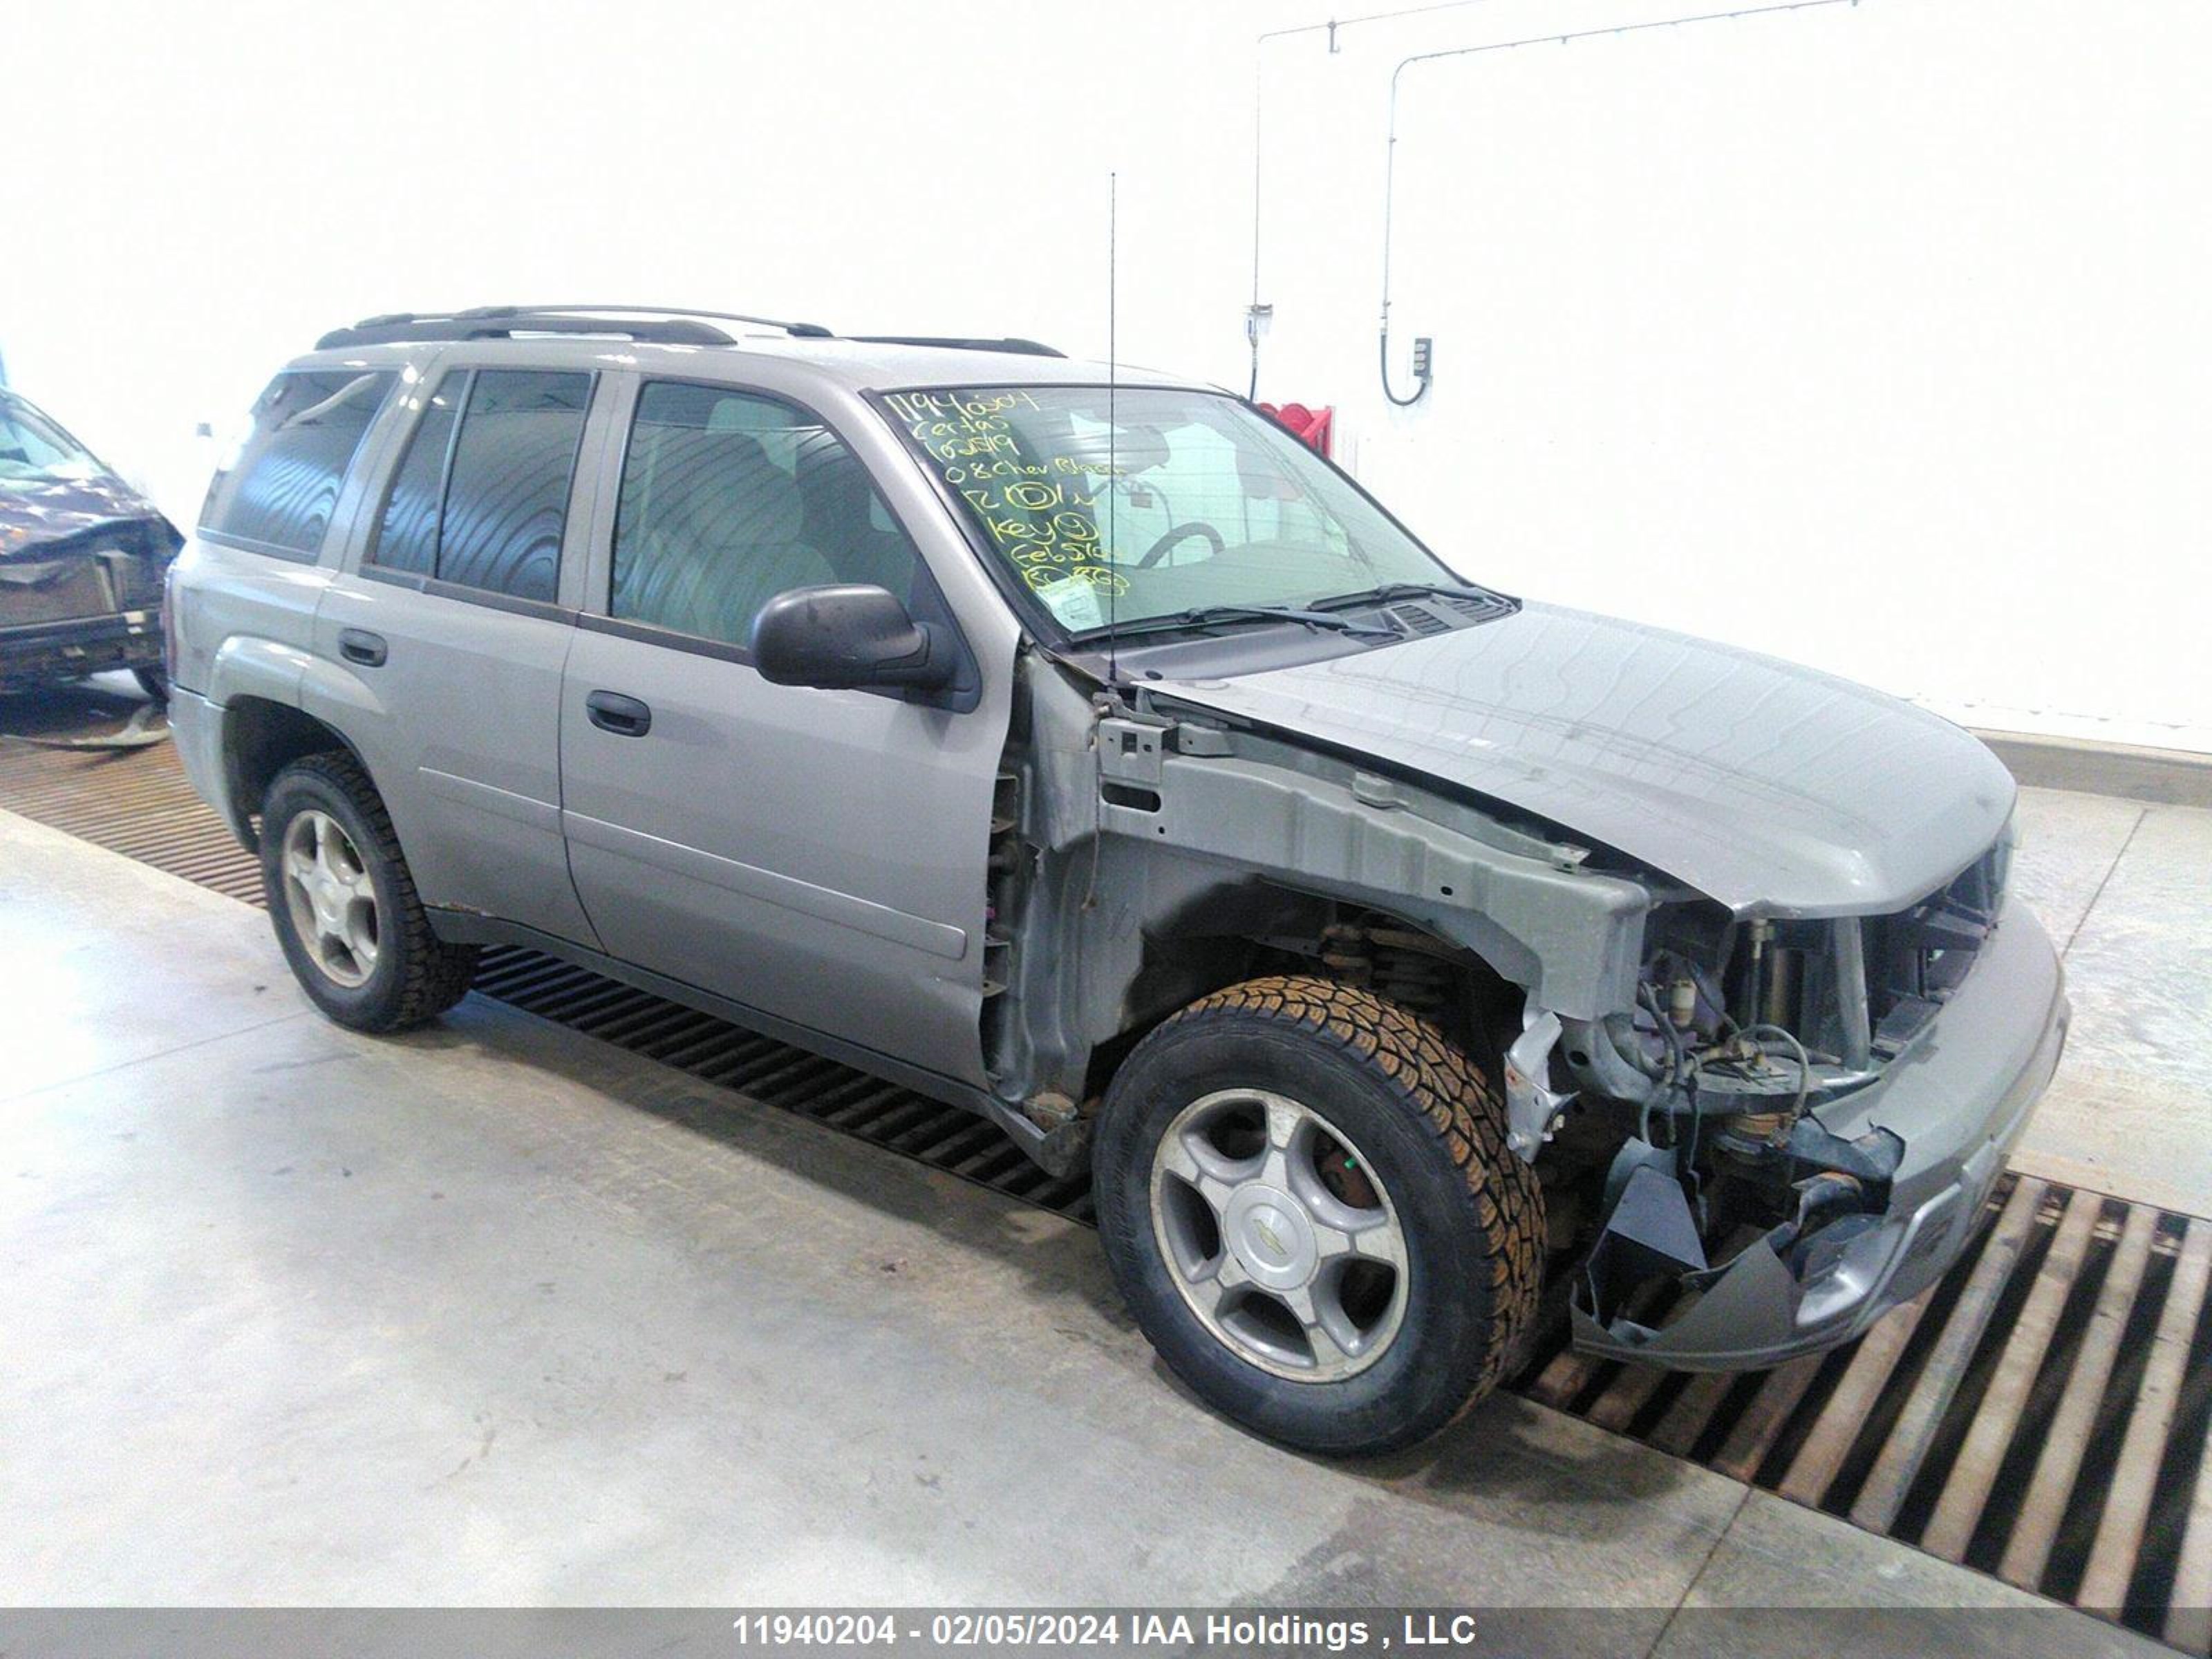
[1074,603,1400,644]
[1309,580,1508,612]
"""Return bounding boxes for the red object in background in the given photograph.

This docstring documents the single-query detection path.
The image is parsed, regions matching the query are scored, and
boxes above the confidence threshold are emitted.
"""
[1258,402,1333,459]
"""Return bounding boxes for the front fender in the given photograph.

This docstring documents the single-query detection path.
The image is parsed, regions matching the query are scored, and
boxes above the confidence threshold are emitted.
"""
[1112,750,1651,1020]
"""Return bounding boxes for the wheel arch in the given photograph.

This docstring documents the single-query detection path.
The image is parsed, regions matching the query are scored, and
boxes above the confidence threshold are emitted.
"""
[992,839,1531,1112]
[1097,879,1528,1088]
[221,696,373,852]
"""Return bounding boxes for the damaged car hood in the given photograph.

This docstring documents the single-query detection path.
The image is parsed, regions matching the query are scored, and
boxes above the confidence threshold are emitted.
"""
[0,473,178,561]
[1154,601,2015,917]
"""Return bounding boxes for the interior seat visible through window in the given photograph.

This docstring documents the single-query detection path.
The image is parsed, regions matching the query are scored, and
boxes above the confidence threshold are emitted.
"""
[794,433,915,601]
[612,382,921,650]
[623,429,831,642]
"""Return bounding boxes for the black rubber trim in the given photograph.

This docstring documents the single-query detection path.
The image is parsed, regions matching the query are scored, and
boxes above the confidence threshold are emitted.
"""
[192,527,321,565]
[357,563,578,624]
[579,608,750,665]
[850,335,1064,358]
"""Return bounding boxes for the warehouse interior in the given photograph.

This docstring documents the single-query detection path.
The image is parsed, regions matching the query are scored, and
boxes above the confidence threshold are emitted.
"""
[3,2,2206,1656]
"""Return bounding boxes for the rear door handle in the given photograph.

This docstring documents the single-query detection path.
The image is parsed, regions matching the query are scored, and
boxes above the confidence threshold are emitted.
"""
[585,689,653,738]
[337,628,387,668]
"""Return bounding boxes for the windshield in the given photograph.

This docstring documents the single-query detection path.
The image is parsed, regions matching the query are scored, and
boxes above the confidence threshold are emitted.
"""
[883,386,1464,634]
[0,394,103,489]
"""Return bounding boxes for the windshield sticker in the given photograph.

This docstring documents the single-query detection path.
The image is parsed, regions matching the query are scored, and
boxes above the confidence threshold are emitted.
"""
[886,388,1131,619]
[1030,572,1107,631]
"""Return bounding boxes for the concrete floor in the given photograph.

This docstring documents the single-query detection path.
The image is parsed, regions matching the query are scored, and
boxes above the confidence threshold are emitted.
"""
[0,787,2197,1652]
[2006,789,2212,1217]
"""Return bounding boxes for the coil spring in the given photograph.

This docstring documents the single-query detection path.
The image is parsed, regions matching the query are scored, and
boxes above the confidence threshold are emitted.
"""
[1372,944,1454,1020]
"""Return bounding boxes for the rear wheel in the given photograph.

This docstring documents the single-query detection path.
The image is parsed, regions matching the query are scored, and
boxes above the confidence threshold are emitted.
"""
[260,751,478,1031]
[1094,975,1544,1456]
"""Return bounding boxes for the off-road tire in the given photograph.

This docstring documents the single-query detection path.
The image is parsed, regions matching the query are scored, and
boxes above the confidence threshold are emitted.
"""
[1094,974,1546,1456]
[260,751,478,1032]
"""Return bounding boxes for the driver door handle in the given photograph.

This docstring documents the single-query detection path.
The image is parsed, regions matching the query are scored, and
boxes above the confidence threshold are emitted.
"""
[585,690,653,738]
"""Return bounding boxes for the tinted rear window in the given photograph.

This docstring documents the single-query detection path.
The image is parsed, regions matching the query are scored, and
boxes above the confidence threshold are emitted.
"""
[365,368,591,603]
[201,371,396,555]
[368,373,463,578]
[436,371,591,602]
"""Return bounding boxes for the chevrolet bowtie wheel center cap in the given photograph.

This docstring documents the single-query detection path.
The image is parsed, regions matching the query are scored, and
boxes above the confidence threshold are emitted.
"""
[1225,1185,1319,1291]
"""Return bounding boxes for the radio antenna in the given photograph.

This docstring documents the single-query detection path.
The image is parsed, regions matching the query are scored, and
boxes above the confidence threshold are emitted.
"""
[1105,170,1121,693]
[1081,171,1123,922]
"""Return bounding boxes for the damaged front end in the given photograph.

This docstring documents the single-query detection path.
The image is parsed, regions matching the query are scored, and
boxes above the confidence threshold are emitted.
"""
[0,391,180,692]
[1550,829,2068,1371]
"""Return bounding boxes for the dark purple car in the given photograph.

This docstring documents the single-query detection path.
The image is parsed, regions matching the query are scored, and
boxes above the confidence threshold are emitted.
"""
[0,386,180,698]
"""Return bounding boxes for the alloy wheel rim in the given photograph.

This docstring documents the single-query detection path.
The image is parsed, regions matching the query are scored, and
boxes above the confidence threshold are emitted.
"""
[280,809,379,989]
[1150,1087,1410,1382]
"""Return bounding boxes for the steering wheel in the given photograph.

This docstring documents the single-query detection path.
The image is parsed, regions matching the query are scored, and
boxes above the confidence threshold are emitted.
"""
[1136,521,1226,569]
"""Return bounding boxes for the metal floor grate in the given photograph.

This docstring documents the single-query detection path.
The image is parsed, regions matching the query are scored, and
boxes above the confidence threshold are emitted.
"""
[3,686,2206,1652]
[0,691,265,903]
[1511,1174,2212,1649]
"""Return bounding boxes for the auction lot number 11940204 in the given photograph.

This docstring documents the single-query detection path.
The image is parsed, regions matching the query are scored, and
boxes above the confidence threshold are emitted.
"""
[726,1611,1487,1651]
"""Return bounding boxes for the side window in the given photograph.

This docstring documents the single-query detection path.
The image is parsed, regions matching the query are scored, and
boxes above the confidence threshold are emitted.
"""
[367,368,590,603]
[611,382,920,649]
[201,370,397,556]
[438,371,592,602]
[368,373,462,577]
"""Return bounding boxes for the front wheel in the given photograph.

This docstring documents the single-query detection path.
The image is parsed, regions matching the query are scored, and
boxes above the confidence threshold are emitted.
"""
[1093,975,1545,1456]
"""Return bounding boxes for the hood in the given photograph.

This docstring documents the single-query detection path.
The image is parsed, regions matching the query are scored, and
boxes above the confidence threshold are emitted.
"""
[1153,601,2015,917]
[0,472,179,561]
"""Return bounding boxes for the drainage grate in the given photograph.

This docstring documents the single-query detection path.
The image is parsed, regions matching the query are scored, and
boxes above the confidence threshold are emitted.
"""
[1511,1176,2212,1650]
[470,946,1095,1223]
[4,687,2207,1653]
[0,693,265,904]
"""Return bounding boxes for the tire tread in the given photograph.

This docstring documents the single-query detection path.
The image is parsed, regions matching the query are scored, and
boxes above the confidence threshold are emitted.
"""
[264,750,478,1030]
[1162,973,1547,1416]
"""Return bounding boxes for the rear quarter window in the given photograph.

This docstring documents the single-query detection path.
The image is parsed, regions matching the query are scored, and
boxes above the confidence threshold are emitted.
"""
[200,370,397,556]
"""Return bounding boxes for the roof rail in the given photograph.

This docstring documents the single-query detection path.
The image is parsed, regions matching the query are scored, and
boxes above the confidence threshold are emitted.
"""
[850,335,1065,358]
[312,308,1065,359]
[491,305,835,338]
[313,303,834,352]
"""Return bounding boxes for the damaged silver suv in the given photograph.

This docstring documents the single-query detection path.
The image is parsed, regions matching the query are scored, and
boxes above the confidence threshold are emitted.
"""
[168,306,2067,1455]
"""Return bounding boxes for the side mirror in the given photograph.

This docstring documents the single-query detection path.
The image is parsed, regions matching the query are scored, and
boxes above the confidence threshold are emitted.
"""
[751,583,954,692]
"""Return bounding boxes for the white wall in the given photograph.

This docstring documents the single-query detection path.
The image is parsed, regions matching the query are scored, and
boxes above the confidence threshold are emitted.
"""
[1251,0,2212,752]
[7,0,2204,749]
[1,0,1271,508]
